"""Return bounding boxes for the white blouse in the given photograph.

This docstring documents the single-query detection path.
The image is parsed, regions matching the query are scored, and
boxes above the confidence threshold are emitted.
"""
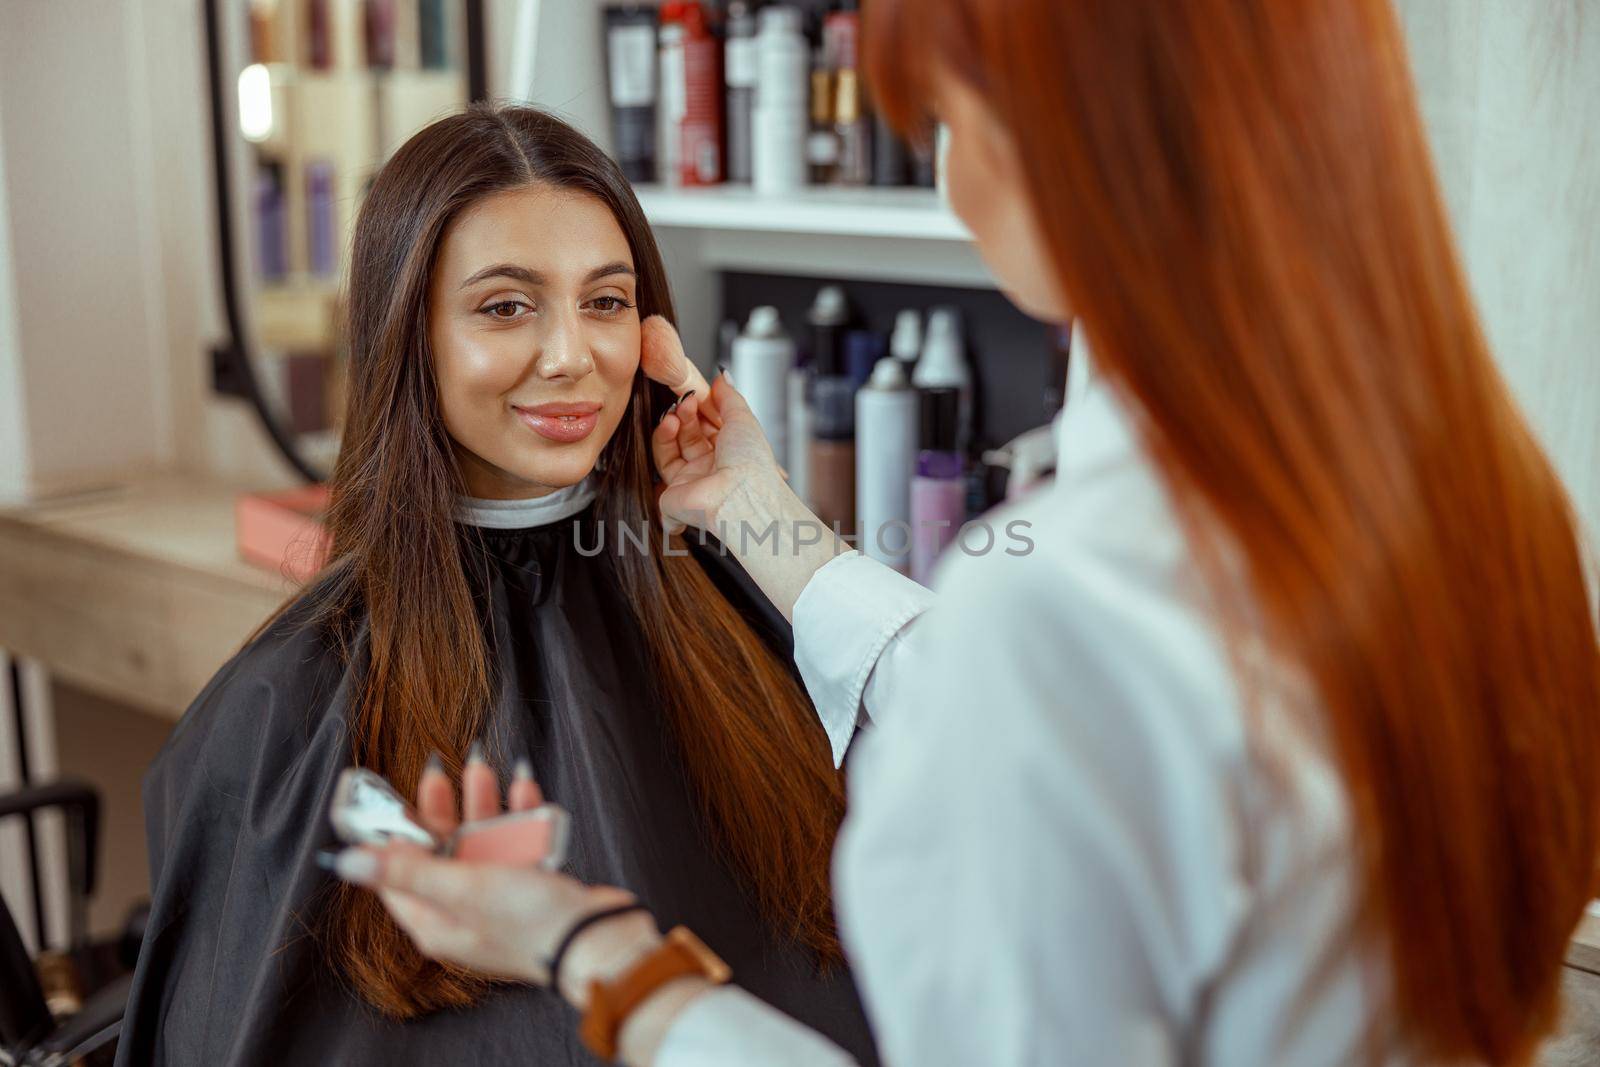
[654,369,1378,1066]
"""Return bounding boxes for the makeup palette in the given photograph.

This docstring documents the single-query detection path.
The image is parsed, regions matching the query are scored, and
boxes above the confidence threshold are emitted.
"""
[329,766,570,869]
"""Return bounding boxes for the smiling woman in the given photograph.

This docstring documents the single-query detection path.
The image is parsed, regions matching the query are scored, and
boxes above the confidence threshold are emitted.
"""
[114,106,878,1067]
[429,188,643,495]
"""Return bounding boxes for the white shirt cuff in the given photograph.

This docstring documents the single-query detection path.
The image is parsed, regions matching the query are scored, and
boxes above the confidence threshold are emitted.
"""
[792,551,935,766]
[655,986,858,1067]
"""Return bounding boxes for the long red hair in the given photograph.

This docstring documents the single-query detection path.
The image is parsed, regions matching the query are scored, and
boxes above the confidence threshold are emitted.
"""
[868,1,1600,1062]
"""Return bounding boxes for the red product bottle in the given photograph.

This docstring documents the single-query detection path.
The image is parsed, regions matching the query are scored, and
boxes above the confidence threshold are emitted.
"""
[676,2,724,186]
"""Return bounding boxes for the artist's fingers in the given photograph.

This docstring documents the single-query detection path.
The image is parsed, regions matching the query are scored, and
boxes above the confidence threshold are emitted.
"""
[674,395,717,465]
[462,741,500,823]
[508,757,544,812]
[416,753,458,839]
[347,844,480,904]
[652,412,688,481]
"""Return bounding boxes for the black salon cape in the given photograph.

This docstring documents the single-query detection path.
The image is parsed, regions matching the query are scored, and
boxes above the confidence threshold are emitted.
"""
[115,506,878,1066]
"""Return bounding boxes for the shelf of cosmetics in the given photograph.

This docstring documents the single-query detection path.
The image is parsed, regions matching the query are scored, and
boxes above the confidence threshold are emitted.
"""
[605,1,945,194]
[724,284,1071,585]
[244,0,463,73]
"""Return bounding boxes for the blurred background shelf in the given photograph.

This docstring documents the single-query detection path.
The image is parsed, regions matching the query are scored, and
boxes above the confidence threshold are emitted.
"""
[633,184,960,241]
[256,281,340,351]
[635,184,971,241]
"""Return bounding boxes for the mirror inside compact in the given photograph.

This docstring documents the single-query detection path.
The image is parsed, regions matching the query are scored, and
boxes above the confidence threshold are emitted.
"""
[329,767,440,850]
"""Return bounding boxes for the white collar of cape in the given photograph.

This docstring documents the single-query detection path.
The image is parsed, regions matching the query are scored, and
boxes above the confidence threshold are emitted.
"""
[455,477,598,530]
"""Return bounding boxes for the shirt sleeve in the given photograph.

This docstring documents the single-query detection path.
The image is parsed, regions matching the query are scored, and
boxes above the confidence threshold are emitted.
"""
[654,985,859,1067]
[791,551,935,766]
[830,549,1249,1067]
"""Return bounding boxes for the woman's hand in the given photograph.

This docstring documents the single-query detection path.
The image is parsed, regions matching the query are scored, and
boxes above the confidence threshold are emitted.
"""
[332,754,660,1005]
[641,316,787,533]
[640,315,849,621]
[652,377,788,534]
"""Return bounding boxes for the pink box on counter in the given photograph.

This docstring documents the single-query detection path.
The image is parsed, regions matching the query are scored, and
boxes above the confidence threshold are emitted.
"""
[235,485,331,583]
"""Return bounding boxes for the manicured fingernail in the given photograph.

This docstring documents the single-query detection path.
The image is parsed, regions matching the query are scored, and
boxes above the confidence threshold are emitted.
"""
[720,367,735,388]
[677,389,695,406]
[327,849,379,885]
[514,756,534,782]
[467,739,486,766]
[424,751,445,776]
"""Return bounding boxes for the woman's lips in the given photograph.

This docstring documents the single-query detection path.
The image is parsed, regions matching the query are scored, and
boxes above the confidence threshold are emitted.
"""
[513,402,601,444]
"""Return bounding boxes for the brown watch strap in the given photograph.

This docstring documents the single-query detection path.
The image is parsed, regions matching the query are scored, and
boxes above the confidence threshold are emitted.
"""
[579,926,732,1061]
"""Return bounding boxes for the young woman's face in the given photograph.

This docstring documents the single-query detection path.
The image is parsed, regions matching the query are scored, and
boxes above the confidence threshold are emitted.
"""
[428,184,641,499]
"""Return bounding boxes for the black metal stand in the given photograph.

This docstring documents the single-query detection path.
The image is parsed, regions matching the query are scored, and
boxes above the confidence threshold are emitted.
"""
[7,659,45,951]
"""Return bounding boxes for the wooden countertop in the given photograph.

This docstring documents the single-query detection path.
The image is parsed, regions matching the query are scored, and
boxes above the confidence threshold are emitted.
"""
[0,476,297,719]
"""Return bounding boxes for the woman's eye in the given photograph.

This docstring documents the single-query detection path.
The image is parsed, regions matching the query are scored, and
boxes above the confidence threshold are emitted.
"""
[589,296,634,316]
[481,300,531,321]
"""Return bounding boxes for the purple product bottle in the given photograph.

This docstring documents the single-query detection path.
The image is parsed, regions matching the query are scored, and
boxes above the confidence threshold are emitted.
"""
[255,168,287,283]
[307,160,337,278]
[910,386,965,585]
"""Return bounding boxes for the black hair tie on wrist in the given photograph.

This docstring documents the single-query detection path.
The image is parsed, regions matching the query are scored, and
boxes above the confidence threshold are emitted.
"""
[548,902,651,997]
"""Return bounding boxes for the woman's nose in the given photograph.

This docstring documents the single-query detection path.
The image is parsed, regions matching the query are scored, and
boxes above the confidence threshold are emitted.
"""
[532,309,596,381]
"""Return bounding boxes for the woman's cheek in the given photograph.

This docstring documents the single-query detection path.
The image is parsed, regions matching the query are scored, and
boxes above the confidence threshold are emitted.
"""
[595,327,642,384]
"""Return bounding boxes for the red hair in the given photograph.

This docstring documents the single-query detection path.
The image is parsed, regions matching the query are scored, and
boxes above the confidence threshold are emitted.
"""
[868,1,1600,1062]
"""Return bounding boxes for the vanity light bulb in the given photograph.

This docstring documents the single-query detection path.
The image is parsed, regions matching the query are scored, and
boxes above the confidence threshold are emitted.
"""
[239,63,274,143]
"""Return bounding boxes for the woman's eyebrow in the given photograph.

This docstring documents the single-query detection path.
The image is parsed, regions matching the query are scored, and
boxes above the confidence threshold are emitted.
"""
[583,262,636,284]
[460,263,545,289]
[458,262,636,289]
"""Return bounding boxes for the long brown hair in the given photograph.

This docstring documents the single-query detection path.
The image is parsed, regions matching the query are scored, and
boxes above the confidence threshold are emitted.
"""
[309,104,843,1017]
[868,2,1600,1063]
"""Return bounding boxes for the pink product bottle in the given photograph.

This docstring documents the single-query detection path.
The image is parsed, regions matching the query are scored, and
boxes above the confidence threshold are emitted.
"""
[910,387,965,586]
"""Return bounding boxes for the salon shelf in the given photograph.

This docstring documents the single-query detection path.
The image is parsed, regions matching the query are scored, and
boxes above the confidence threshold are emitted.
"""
[256,281,340,352]
[634,185,972,242]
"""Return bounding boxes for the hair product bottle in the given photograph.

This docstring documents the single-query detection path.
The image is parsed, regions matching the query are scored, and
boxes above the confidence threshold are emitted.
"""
[913,306,973,451]
[872,113,908,187]
[807,285,856,532]
[419,0,448,68]
[675,2,723,185]
[787,350,813,509]
[752,6,807,194]
[824,3,868,186]
[730,306,795,468]
[856,357,918,572]
[604,5,659,183]
[890,308,922,368]
[723,0,757,184]
[255,165,288,282]
[656,3,685,187]
[910,387,966,586]
[806,43,839,185]
[844,330,887,392]
[306,160,337,278]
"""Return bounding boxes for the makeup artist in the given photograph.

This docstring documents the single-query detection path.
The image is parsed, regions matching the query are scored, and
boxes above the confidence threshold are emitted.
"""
[332,0,1600,1064]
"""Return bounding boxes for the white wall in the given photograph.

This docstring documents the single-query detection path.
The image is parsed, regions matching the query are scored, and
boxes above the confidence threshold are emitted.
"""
[1398,0,1600,551]
[0,1,173,497]
[0,81,31,503]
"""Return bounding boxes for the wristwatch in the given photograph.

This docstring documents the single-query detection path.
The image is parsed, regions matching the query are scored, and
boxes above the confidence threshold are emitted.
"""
[578,925,732,1060]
